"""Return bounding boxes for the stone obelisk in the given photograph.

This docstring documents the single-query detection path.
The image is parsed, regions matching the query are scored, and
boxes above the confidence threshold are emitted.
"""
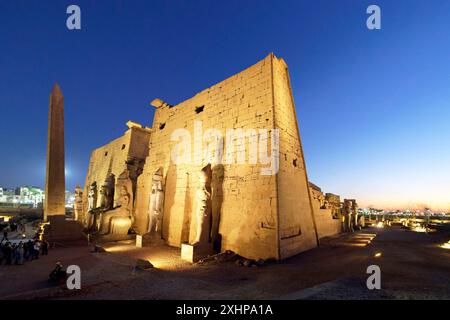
[44,84,66,221]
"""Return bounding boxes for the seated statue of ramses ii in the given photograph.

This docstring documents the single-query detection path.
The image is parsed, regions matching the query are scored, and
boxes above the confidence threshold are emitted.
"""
[87,170,134,241]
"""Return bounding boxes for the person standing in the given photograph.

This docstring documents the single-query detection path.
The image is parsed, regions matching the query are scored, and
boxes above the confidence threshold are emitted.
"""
[5,243,12,265]
[0,244,4,265]
[11,243,17,264]
[25,240,33,260]
[1,229,7,242]
[41,240,49,256]
[33,240,41,260]
[16,242,24,265]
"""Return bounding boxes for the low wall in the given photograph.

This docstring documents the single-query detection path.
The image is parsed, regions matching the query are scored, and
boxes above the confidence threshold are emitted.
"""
[314,208,342,239]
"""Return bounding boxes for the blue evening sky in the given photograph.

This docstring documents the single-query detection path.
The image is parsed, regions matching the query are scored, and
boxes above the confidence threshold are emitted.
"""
[0,0,449,210]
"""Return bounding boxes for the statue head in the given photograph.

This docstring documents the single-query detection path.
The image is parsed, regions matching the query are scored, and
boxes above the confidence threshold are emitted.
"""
[120,185,129,196]
[75,185,83,197]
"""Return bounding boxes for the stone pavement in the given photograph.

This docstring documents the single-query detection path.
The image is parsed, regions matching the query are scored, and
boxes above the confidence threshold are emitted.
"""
[1,226,449,300]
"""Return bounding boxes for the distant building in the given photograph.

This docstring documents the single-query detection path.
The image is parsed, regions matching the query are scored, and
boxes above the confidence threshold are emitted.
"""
[0,186,44,208]
[0,186,74,209]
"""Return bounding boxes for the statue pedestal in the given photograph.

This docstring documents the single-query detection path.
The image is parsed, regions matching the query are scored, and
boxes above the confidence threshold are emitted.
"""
[181,242,214,263]
[41,215,87,246]
[136,233,165,248]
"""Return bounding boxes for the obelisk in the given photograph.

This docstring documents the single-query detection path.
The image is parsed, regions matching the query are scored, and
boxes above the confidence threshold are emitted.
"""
[44,84,66,221]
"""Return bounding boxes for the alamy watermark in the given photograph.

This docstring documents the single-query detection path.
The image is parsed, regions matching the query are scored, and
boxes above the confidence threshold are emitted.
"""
[170,121,280,175]
[65,4,381,32]
[66,5,81,30]
[66,264,81,290]
[366,265,381,290]
[366,5,381,30]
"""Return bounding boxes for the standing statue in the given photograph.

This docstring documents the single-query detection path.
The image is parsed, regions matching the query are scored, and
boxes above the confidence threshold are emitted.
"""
[86,182,98,229]
[74,185,83,221]
[350,199,359,230]
[193,164,212,244]
[342,199,353,232]
[148,168,164,235]
[87,182,97,211]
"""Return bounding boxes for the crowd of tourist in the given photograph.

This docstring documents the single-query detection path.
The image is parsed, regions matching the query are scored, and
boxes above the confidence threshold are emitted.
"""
[0,230,49,266]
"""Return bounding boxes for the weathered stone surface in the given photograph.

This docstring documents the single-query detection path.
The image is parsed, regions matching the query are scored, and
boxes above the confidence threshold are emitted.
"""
[82,122,151,225]
[93,245,106,253]
[309,183,342,239]
[136,233,165,247]
[181,242,214,263]
[44,84,66,220]
[41,84,86,245]
[83,54,358,260]
[136,259,154,270]
[42,215,86,245]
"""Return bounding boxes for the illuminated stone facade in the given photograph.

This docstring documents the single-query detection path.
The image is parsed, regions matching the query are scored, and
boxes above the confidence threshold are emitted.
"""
[82,54,343,260]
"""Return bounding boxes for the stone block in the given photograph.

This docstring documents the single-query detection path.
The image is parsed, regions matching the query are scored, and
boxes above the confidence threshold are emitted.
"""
[136,259,154,270]
[140,233,166,247]
[181,242,214,263]
[42,215,87,245]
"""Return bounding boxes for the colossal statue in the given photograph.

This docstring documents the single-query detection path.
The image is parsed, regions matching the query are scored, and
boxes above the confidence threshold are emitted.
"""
[74,185,83,221]
[350,199,359,230]
[342,199,353,232]
[193,164,212,244]
[148,168,164,235]
[99,173,115,210]
[97,170,133,237]
[86,182,98,230]
[87,182,97,211]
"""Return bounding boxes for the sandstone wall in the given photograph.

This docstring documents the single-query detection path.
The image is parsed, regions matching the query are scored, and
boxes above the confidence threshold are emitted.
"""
[133,54,321,260]
[312,204,342,239]
[86,54,325,260]
[82,125,151,217]
[272,57,318,259]
[135,55,279,260]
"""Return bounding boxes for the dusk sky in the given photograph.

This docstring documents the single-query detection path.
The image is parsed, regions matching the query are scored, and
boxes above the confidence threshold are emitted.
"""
[0,0,449,211]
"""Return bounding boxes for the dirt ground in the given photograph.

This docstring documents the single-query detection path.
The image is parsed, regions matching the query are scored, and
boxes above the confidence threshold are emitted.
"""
[1,226,449,300]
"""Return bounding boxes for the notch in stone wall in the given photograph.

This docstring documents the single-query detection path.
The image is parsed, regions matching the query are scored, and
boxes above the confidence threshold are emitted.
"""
[195,105,205,114]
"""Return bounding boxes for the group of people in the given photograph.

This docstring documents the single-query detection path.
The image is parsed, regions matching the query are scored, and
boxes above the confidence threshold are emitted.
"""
[0,230,49,265]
